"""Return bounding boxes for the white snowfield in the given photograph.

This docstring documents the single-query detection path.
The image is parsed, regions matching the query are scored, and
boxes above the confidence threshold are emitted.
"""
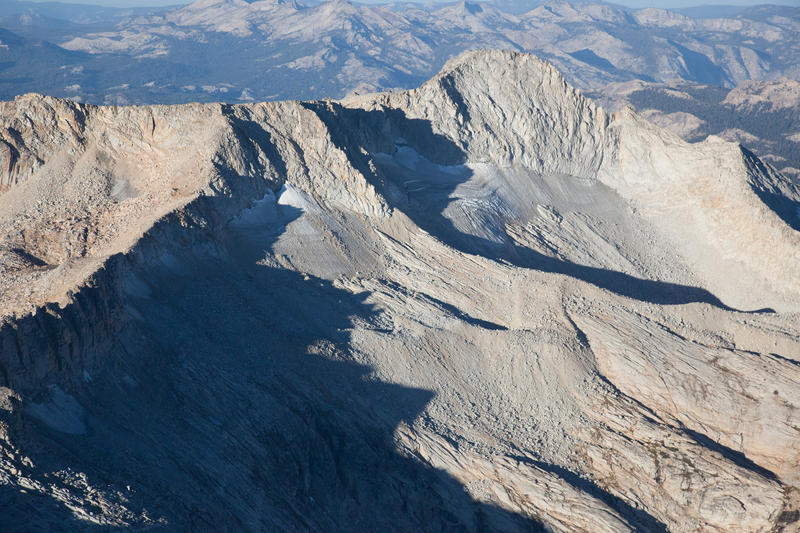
[0,50,798,532]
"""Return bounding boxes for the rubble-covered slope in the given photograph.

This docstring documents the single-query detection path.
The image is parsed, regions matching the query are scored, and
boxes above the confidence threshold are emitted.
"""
[0,50,799,532]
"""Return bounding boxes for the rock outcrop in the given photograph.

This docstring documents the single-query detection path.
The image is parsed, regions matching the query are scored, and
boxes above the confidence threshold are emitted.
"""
[0,50,798,532]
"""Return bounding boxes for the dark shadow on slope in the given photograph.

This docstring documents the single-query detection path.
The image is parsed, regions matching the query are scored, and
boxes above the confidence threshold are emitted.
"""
[0,484,113,533]
[569,49,617,72]
[752,188,800,234]
[378,279,507,331]
[302,101,760,312]
[508,245,771,311]
[423,292,509,331]
[567,48,656,85]
[742,146,800,234]
[4,195,543,531]
[509,454,669,533]
[681,427,778,481]
[671,42,730,87]
[221,105,289,181]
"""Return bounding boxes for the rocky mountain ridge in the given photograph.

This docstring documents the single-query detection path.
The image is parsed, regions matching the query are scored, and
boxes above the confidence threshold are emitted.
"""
[591,77,800,180]
[0,50,799,532]
[1,0,799,104]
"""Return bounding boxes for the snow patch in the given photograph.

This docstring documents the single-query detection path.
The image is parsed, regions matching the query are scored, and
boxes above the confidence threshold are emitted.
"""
[231,190,279,227]
[394,146,422,170]
[385,143,469,176]
[27,386,87,435]
[277,183,316,212]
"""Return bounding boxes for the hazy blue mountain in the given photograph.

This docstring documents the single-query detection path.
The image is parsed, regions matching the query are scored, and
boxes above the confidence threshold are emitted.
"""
[0,0,798,104]
[0,0,166,30]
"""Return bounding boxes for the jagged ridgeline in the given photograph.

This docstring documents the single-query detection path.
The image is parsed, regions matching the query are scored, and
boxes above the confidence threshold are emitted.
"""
[1,51,799,532]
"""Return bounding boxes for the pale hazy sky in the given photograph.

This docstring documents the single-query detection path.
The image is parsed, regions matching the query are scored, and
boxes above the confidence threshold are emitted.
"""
[14,0,800,8]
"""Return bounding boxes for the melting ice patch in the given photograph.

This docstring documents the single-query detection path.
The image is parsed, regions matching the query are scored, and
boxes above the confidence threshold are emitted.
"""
[277,183,317,212]
[391,145,468,176]
[394,146,423,170]
[232,184,318,229]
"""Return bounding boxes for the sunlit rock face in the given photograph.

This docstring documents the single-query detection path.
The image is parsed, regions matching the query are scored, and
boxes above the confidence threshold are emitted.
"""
[0,50,798,532]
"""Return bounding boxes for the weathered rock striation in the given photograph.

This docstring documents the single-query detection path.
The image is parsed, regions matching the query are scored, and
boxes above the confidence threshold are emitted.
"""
[0,50,798,532]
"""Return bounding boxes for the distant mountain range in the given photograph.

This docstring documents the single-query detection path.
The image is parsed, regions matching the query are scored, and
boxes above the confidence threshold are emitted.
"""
[590,76,800,180]
[1,0,799,105]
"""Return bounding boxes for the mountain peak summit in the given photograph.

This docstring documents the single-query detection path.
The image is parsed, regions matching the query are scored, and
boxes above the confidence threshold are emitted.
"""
[2,35,800,533]
[436,49,557,78]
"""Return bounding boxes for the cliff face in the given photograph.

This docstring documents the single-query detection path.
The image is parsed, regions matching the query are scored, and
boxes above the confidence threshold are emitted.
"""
[0,50,799,532]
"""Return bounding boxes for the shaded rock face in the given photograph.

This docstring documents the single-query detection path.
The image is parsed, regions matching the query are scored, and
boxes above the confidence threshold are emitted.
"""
[0,51,799,532]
